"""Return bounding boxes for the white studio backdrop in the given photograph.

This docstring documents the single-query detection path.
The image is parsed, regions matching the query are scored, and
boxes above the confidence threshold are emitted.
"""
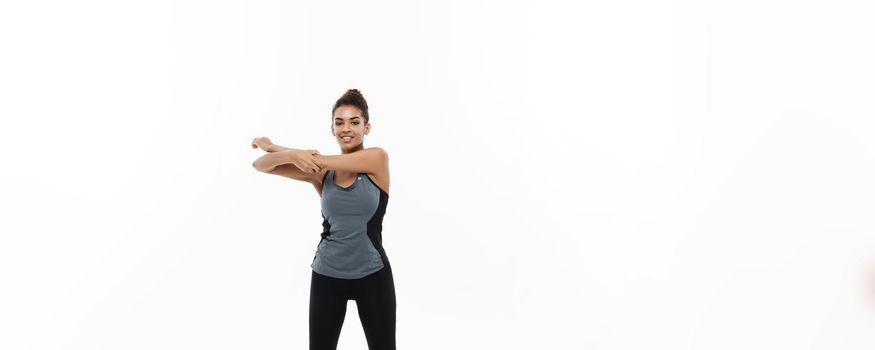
[1,0,874,349]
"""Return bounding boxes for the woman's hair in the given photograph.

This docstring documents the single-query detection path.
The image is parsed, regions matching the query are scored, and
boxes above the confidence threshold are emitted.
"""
[331,89,369,123]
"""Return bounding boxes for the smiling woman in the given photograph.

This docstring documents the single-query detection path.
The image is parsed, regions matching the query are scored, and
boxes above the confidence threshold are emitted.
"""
[250,88,396,350]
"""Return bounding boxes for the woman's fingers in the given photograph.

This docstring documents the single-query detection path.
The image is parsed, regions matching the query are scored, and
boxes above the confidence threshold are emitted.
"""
[294,159,316,174]
[294,159,309,172]
[250,137,272,151]
[306,158,320,173]
[314,154,325,171]
[290,152,322,173]
[308,151,324,170]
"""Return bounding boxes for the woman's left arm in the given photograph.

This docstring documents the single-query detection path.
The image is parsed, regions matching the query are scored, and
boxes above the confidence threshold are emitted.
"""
[315,147,388,175]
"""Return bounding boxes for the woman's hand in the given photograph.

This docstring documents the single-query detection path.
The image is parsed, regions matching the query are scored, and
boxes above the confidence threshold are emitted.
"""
[251,137,273,151]
[288,149,323,174]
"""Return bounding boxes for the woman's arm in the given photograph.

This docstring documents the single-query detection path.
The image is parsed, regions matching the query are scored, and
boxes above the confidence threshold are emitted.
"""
[314,147,388,175]
[250,137,296,153]
[264,144,293,152]
[252,151,292,172]
[253,149,322,174]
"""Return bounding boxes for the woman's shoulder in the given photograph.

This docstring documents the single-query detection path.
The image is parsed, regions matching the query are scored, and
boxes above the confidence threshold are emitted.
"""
[364,146,388,157]
[362,147,389,195]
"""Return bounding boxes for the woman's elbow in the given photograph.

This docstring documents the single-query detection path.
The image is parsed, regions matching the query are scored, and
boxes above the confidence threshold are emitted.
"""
[252,160,272,172]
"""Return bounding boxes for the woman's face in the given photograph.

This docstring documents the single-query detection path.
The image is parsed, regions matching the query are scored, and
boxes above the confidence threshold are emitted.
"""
[332,105,369,151]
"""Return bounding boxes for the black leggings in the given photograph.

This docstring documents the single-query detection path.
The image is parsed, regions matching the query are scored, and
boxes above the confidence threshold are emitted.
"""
[309,263,396,350]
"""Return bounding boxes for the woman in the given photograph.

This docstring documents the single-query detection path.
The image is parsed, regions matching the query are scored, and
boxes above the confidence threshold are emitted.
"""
[251,89,396,350]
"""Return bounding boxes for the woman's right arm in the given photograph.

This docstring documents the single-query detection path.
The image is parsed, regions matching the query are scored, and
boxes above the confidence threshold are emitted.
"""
[251,137,296,153]
[252,149,324,184]
[264,144,293,152]
[253,150,319,173]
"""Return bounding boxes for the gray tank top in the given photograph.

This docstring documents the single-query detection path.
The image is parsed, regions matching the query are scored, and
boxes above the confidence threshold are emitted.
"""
[310,169,390,279]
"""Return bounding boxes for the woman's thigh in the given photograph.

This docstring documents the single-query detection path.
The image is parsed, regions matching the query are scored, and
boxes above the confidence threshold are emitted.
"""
[309,271,351,350]
[352,265,396,350]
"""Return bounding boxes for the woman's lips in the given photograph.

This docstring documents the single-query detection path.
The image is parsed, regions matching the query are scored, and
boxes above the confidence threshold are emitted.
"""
[341,136,353,142]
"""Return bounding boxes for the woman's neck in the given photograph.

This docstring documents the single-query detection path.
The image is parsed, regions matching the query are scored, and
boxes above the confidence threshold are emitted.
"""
[341,143,364,154]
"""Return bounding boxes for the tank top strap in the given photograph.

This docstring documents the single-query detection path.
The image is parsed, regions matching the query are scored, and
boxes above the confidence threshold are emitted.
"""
[321,169,332,190]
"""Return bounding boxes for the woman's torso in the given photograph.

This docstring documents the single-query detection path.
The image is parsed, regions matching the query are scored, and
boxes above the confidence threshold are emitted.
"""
[310,169,391,279]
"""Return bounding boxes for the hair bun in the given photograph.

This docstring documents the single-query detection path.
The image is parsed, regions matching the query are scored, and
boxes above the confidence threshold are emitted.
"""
[332,88,369,122]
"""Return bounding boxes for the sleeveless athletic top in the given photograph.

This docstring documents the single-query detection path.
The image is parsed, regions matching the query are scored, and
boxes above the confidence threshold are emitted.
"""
[310,169,390,279]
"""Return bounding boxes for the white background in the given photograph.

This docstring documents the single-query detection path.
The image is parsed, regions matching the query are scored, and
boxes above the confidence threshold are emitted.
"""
[2,0,874,349]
